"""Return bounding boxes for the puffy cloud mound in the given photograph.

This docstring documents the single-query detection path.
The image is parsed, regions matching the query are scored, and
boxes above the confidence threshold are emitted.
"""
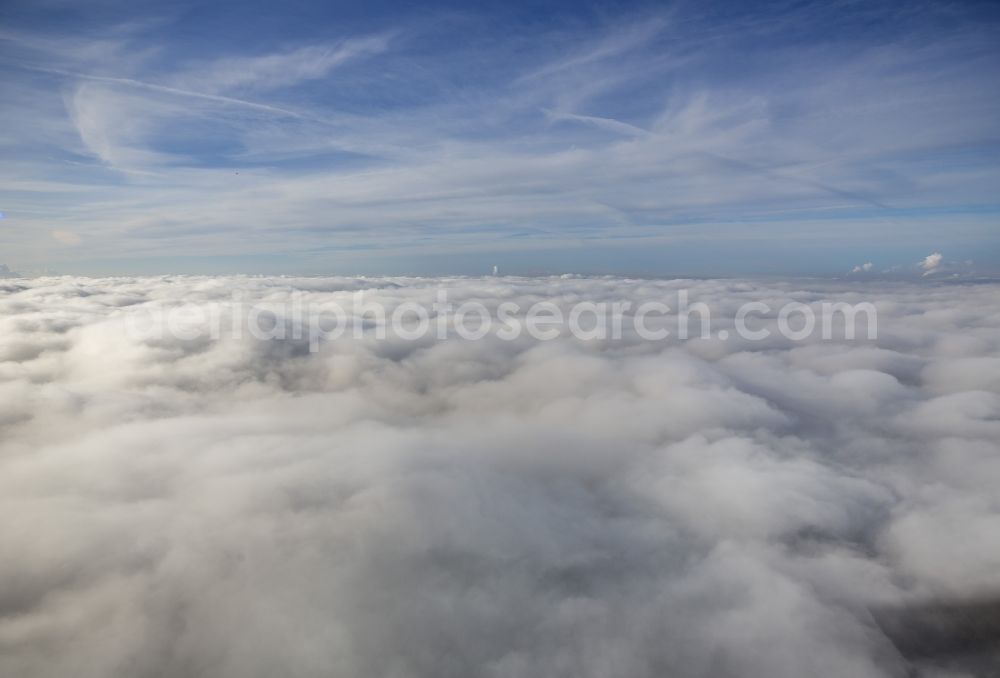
[1,275,999,678]
[921,252,944,276]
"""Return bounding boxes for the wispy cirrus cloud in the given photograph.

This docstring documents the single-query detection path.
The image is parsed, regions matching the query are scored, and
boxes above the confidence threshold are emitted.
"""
[169,35,393,93]
[0,1,998,275]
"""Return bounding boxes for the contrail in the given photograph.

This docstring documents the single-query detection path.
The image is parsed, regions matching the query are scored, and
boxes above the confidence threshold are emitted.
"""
[31,66,307,118]
[699,150,893,211]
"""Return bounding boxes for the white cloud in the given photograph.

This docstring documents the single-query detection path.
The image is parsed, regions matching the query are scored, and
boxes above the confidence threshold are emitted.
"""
[920,251,943,276]
[1,275,998,676]
[170,36,392,94]
[850,262,873,274]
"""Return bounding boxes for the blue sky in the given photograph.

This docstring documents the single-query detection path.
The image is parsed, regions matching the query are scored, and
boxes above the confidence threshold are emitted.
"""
[1,0,998,276]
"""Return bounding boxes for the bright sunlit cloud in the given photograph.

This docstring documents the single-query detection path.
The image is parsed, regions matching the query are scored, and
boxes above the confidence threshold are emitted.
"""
[1,274,999,677]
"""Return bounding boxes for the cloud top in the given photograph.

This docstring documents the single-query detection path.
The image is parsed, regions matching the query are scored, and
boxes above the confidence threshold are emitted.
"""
[921,252,944,275]
[1,275,998,677]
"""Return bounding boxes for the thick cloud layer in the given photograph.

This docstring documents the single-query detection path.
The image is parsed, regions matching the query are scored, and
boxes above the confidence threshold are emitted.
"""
[1,276,998,677]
